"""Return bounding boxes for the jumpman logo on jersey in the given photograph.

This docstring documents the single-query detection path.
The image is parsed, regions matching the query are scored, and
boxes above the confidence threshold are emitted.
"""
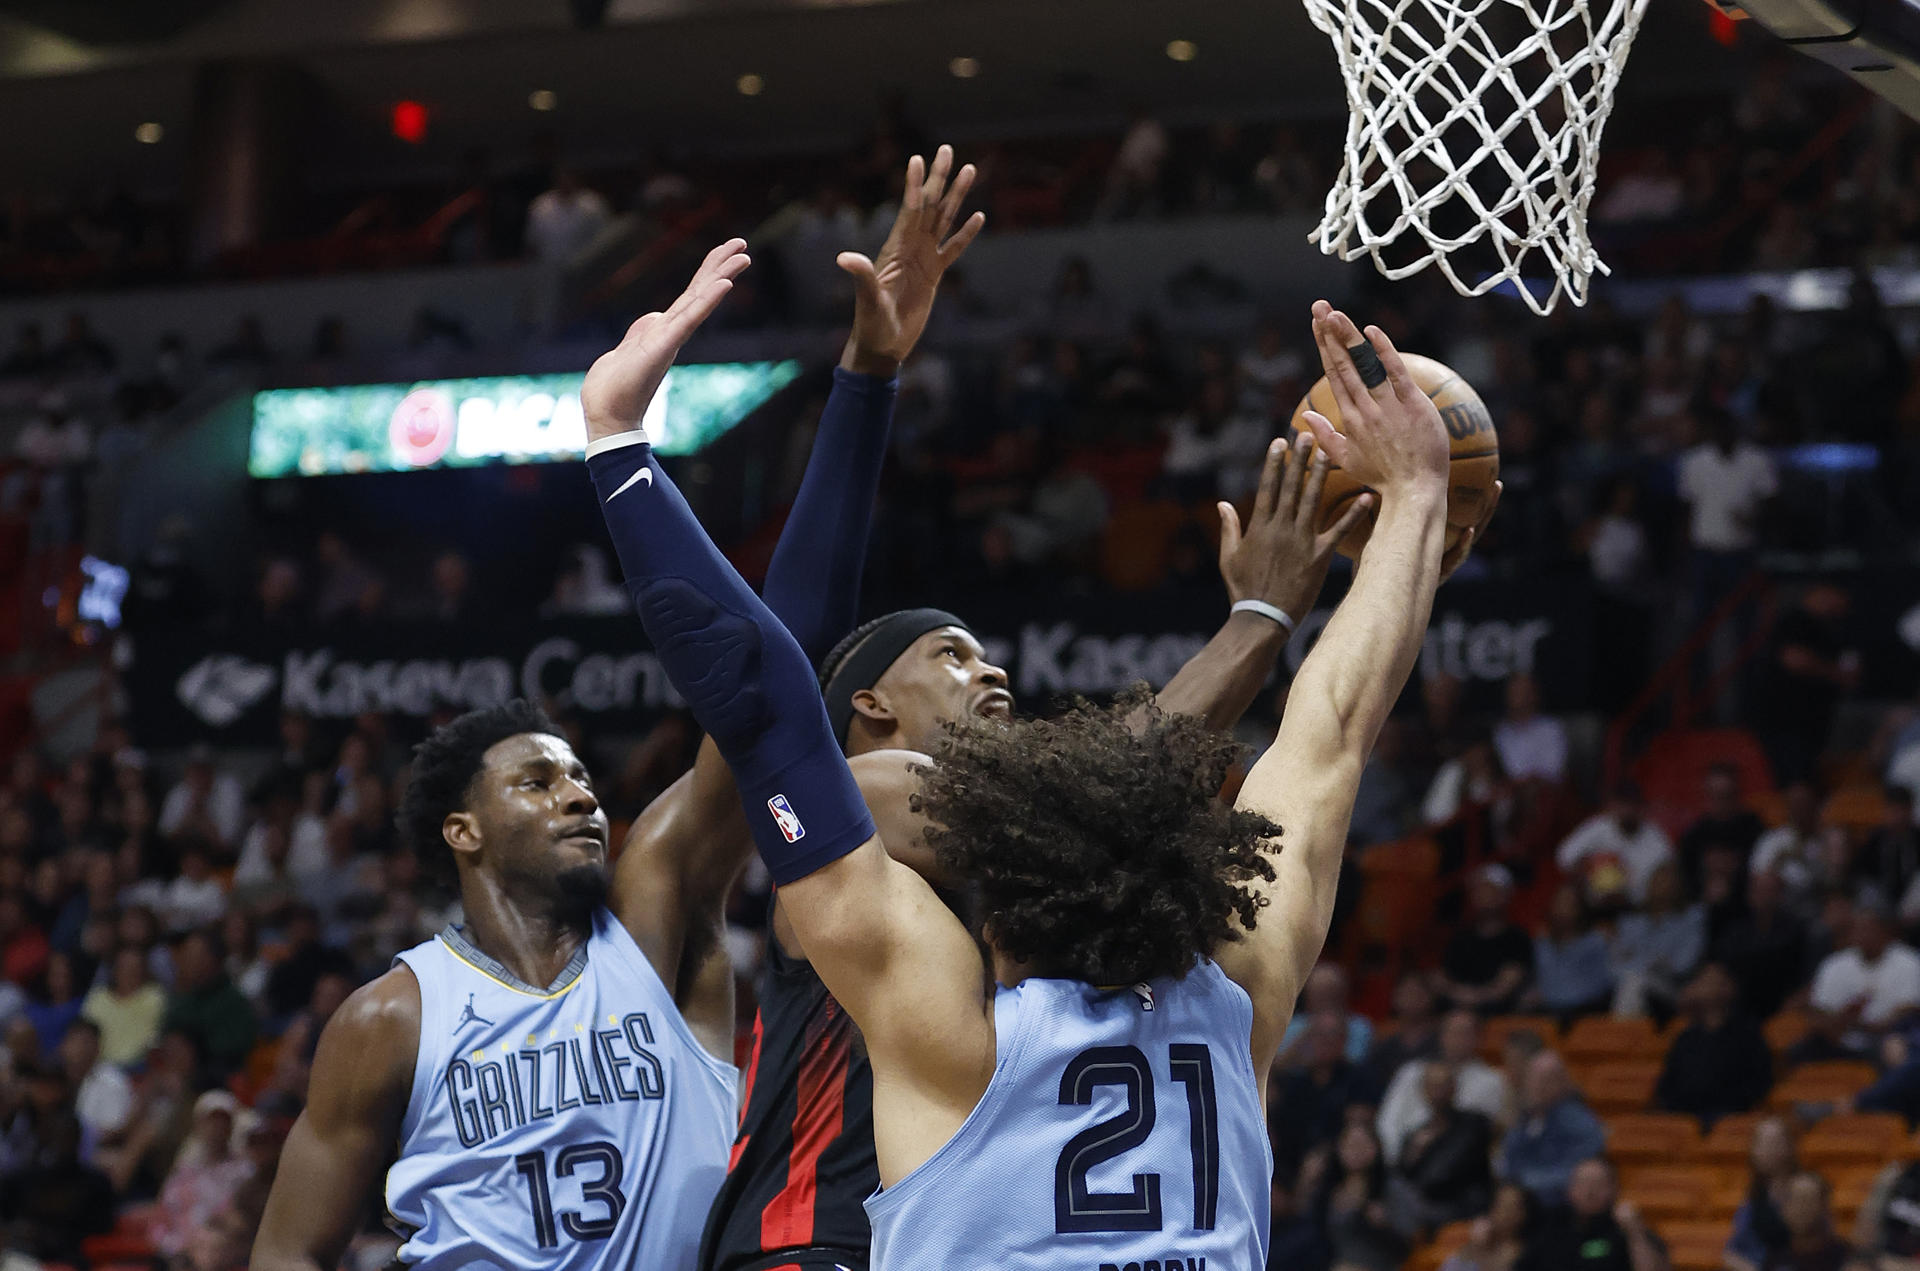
[453,994,494,1034]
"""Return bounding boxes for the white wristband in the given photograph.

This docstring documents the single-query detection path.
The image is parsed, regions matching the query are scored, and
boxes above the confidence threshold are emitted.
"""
[1232,599,1296,637]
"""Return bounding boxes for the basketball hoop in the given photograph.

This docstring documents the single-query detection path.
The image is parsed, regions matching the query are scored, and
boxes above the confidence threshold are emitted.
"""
[1306,0,1653,314]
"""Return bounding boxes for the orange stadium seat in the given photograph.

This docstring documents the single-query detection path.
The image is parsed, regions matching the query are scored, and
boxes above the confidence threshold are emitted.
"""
[1800,1113,1907,1165]
[1832,1163,1889,1220]
[1408,1220,1475,1271]
[1696,1113,1767,1163]
[1660,1219,1733,1271]
[1565,1016,1666,1061]
[1763,1011,1811,1052]
[1608,1113,1702,1164]
[1769,1062,1879,1110]
[1823,784,1890,832]
[1708,1166,1752,1218]
[1621,1165,1712,1220]
[1579,1061,1660,1115]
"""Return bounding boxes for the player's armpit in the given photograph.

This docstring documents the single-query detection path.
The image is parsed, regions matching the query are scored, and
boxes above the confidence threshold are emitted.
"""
[774,836,995,1186]
[849,749,939,877]
[252,967,419,1271]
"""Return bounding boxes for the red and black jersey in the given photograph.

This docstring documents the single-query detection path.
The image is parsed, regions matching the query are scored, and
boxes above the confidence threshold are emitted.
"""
[698,931,875,1271]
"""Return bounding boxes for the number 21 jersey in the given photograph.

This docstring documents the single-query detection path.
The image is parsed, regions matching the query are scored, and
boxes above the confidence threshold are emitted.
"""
[865,959,1270,1271]
[387,909,738,1271]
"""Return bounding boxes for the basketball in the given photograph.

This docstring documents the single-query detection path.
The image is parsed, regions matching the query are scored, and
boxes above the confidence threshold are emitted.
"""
[1288,352,1500,558]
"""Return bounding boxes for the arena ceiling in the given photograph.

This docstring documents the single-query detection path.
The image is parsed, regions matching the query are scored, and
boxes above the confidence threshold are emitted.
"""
[0,0,1764,194]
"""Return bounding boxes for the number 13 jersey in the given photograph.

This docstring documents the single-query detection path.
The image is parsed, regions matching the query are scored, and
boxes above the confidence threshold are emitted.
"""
[388,908,739,1271]
[865,959,1271,1271]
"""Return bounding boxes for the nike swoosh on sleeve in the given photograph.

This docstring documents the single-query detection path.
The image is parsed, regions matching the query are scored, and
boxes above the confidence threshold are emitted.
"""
[605,465,654,502]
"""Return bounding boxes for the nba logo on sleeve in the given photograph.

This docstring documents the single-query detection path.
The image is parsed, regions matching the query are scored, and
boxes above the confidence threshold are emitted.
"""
[767,795,805,843]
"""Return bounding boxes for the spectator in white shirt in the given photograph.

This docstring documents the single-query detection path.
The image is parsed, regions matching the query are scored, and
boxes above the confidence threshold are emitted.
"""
[1493,673,1569,784]
[58,1019,131,1164]
[525,166,612,266]
[1378,1010,1511,1165]
[1679,415,1777,556]
[1751,781,1836,912]
[158,843,228,935]
[1557,784,1675,909]
[157,749,245,851]
[1809,901,1920,1053]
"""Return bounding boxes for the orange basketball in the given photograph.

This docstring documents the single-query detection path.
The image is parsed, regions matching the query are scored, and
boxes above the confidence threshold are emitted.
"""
[1288,352,1500,559]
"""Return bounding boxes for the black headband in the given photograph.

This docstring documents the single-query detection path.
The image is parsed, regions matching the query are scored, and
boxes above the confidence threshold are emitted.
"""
[824,608,972,746]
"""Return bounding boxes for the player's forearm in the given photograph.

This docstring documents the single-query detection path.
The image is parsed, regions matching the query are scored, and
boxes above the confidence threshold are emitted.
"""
[1155,609,1288,732]
[588,430,876,885]
[762,368,897,664]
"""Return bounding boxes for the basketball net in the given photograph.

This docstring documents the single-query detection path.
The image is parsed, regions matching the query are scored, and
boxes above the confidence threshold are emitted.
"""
[1305,0,1653,314]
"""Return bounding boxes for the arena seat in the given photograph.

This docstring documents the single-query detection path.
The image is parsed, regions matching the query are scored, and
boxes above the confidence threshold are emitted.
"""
[1822,784,1890,832]
[1621,1165,1712,1220]
[1768,1062,1879,1110]
[1799,1113,1907,1165]
[1832,1163,1888,1221]
[1565,1016,1666,1061]
[1578,1061,1661,1115]
[1607,1113,1702,1163]
[1630,729,1774,836]
[1763,1011,1811,1053]
[1695,1112,1767,1163]
[1407,1220,1475,1271]
[1707,1166,1751,1217]
[1659,1219,1733,1271]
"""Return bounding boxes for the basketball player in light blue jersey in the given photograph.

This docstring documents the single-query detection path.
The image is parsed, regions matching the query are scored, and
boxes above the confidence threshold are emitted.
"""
[580,247,1464,1270]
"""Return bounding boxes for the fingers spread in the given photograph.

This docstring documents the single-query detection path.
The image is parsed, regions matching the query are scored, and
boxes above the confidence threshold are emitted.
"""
[1312,309,1374,427]
[935,163,977,241]
[1299,408,1350,469]
[1324,492,1375,551]
[1257,436,1294,525]
[904,154,926,214]
[1364,324,1415,401]
[1217,502,1242,565]
[923,145,954,210]
[938,210,987,265]
[1299,444,1333,529]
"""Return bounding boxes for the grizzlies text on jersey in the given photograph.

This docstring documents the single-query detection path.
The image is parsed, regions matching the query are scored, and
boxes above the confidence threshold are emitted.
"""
[864,960,1270,1271]
[387,908,738,1271]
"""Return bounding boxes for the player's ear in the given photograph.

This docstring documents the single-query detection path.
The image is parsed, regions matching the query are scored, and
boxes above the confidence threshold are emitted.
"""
[850,687,894,725]
[442,812,482,864]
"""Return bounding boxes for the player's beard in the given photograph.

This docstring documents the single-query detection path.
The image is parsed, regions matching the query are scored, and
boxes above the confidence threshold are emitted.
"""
[554,862,611,921]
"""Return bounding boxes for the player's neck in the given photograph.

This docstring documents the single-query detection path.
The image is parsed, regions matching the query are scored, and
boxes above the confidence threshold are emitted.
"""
[458,875,592,990]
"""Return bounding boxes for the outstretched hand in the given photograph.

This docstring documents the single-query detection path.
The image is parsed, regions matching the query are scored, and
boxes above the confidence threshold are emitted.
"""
[582,238,752,443]
[1298,301,1449,498]
[838,145,987,378]
[1218,434,1374,616]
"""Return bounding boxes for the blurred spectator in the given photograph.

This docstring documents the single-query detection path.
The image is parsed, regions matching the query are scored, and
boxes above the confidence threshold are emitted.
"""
[160,840,229,933]
[1280,965,1374,1066]
[1379,1010,1510,1165]
[1757,584,1858,783]
[148,1091,252,1259]
[312,531,384,626]
[206,316,274,370]
[1713,869,1812,1021]
[59,1018,132,1160]
[1763,1171,1850,1271]
[1557,786,1675,910]
[1499,1052,1607,1205]
[0,893,49,989]
[1678,407,1776,597]
[1494,674,1568,785]
[1858,787,1920,916]
[265,906,354,1022]
[1423,730,1509,829]
[1387,1061,1496,1230]
[0,1107,114,1265]
[1436,865,1534,1014]
[526,166,611,265]
[24,950,84,1054]
[82,944,166,1067]
[1852,1153,1920,1268]
[1725,1116,1799,1271]
[162,929,256,1078]
[1653,963,1772,1125]
[1753,782,1838,910]
[1677,763,1765,899]
[120,516,214,636]
[1161,378,1269,502]
[1307,1121,1409,1271]
[1350,721,1420,848]
[1101,110,1171,219]
[541,544,630,618]
[1366,974,1443,1090]
[1808,899,1920,1055]
[158,748,245,852]
[1526,885,1615,1019]
[1441,1182,1530,1271]
[1611,862,1707,1019]
[1517,1158,1667,1271]
[1239,318,1307,412]
[1266,1167,1332,1270]
[97,1027,200,1195]
[1269,1010,1375,1171]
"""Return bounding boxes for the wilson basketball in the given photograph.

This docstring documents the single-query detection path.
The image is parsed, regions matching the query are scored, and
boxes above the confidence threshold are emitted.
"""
[1288,352,1500,558]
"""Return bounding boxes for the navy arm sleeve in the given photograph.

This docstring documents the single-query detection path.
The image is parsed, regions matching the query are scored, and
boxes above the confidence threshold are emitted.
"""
[587,429,876,883]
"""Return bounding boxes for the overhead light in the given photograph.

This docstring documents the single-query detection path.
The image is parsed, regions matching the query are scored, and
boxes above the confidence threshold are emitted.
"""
[949,56,981,79]
[736,73,765,97]
[528,89,558,112]
[1166,39,1198,62]
[133,122,164,144]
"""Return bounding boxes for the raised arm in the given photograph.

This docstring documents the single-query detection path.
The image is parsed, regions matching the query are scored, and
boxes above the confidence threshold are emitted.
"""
[609,150,985,1044]
[251,968,418,1271]
[1215,304,1453,1070]
[581,241,994,1186]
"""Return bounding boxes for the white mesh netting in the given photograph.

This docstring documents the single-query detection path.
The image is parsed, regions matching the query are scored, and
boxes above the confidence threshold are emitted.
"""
[1305,0,1653,314]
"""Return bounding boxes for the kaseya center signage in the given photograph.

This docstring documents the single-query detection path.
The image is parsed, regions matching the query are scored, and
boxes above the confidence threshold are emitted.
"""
[248,361,804,478]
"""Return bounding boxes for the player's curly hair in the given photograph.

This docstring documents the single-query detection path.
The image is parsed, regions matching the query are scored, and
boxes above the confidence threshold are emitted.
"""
[396,699,560,878]
[910,684,1280,985]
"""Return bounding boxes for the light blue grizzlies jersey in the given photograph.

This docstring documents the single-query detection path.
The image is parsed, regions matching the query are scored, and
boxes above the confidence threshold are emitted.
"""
[865,959,1271,1271]
[387,908,738,1271]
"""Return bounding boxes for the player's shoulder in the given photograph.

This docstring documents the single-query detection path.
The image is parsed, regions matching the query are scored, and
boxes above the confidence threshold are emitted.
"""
[321,963,423,1061]
[847,747,933,790]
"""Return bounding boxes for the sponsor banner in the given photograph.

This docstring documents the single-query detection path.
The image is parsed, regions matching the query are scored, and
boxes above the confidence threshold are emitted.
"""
[248,360,803,479]
[132,580,1591,745]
